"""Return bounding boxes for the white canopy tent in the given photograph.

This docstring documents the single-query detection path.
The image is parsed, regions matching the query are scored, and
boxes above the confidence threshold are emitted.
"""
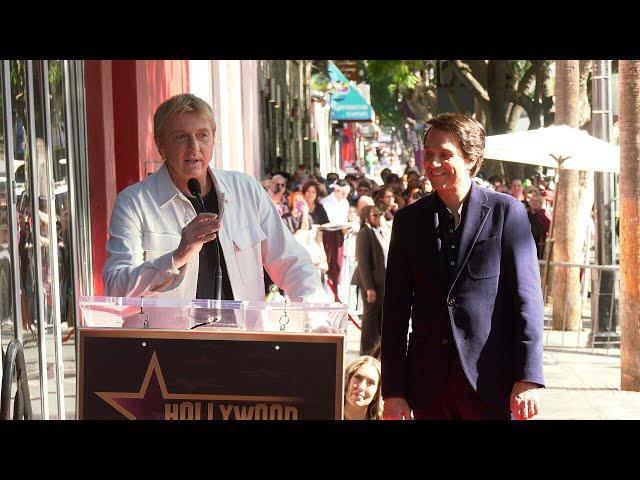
[484,125,619,173]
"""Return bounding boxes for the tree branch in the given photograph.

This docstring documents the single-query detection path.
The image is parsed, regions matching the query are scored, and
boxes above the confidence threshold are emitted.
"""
[451,60,491,106]
[518,63,537,95]
[507,104,524,131]
[506,89,534,116]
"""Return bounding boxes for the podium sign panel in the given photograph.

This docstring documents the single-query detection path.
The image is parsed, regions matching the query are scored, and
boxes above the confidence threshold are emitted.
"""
[78,297,348,420]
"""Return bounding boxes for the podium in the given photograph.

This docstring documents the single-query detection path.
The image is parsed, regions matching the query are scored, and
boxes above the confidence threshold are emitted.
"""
[78,296,348,420]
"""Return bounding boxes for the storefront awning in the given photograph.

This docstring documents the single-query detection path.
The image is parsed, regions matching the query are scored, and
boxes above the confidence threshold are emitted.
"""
[328,61,374,122]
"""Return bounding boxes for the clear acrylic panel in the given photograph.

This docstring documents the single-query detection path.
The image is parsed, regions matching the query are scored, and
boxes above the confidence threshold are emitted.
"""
[80,296,349,335]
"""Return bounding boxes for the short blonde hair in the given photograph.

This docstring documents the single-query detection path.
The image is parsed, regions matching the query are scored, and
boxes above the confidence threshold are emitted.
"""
[154,93,216,141]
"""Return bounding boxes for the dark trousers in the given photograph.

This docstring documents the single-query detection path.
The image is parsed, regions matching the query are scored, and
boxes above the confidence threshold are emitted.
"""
[412,345,511,420]
[359,287,382,356]
[323,230,345,290]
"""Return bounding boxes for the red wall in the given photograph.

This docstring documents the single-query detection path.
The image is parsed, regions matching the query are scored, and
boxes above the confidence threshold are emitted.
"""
[85,60,190,294]
[85,60,117,296]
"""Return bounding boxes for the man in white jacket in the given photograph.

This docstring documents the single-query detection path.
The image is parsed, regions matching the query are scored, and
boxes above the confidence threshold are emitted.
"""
[102,93,326,304]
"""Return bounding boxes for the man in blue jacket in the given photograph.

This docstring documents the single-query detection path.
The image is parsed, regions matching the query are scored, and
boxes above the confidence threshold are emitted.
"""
[381,113,544,420]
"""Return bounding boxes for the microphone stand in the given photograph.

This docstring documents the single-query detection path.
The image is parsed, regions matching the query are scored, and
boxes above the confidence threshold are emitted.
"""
[190,184,223,324]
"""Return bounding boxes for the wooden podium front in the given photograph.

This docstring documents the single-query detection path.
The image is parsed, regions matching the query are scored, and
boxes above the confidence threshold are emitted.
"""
[78,328,344,420]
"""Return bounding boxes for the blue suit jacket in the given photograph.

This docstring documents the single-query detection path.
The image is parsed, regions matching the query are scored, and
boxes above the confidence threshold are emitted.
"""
[381,182,545,411]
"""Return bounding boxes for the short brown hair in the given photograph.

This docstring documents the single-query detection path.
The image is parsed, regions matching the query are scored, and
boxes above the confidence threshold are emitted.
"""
[425,113,485,177]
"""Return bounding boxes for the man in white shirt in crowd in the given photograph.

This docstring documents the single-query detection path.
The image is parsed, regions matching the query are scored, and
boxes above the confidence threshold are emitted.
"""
[320,179,352,297]
[103,93,326,307]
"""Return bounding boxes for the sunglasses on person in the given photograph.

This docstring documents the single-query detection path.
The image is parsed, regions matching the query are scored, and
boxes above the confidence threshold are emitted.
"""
[370,212,382,217]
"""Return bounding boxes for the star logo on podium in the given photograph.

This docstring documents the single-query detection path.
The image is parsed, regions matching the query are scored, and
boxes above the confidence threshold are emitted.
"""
[95,352,302,420]
[95,352,172,420]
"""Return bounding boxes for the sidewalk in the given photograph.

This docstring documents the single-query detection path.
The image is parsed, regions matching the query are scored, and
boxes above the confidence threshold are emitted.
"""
[535,348,640,419]
[344,323,640,420]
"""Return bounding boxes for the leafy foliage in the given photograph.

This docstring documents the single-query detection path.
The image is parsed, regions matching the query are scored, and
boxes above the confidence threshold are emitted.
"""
[366,60,425,127]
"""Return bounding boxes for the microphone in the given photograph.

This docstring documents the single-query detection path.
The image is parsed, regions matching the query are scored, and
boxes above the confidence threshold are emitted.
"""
[187,178,222,321]
[187,178,206,213]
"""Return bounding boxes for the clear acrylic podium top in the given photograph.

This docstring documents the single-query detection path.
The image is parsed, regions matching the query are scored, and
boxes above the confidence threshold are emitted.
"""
[79,296,349,334]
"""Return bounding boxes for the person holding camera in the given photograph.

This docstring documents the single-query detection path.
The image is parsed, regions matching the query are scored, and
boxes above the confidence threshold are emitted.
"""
[282,191,311,235]
[268,174,290,218]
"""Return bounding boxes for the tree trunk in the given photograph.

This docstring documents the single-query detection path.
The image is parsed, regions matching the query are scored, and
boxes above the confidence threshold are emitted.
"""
[551,61,584,331]
[487,60,508,134]
[543,62,555,126]
[619,61,640,391]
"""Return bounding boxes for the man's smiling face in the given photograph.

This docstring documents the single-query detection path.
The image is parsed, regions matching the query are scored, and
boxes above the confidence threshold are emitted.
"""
[423,127,473,192]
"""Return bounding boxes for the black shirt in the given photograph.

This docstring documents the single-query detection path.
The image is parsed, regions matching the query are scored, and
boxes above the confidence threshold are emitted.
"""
[309,201,330,225]
[186,186,234,300]
[434,190,471,285]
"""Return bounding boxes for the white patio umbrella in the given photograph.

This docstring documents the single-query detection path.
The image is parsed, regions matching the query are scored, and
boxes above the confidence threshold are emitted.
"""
[484,125,619,173]
[485,125,619,300]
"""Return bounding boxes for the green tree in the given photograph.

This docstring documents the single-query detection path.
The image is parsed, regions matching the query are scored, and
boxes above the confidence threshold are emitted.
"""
[366,60,437,129]
[366,60,563,180]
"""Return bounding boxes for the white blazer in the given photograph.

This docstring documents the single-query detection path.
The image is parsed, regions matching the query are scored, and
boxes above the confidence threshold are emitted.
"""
[103,163,327,303]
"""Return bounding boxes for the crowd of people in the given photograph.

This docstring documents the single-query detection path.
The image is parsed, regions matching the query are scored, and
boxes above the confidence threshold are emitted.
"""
[262,157,557,356]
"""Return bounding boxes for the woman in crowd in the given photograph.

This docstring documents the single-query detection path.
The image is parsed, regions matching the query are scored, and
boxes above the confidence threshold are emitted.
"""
[402,174,422,205]
[524,186,551,259]
[343,355,383,420]
[351,205,388,356]
[375,187,398,222]
[356,195,375,217]
[383,173,406,209]
[282,191,311,235]
[302,179,330,225]
[406,189,425,206]
[284,190,328,278]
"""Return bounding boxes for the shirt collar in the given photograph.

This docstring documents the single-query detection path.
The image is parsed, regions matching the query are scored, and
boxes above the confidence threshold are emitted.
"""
[155,162,231,208]
[434,186,472,215]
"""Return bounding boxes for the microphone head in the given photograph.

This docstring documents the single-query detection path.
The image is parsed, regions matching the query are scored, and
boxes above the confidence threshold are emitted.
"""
[187,178,202,197]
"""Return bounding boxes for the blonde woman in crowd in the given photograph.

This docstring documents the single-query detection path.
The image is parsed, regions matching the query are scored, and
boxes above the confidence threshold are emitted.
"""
[343,356,383,420]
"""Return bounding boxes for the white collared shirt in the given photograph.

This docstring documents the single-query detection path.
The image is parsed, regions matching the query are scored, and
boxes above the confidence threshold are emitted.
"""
[370,225,390,266]
[103,163,327,303]
[320,193,350,225]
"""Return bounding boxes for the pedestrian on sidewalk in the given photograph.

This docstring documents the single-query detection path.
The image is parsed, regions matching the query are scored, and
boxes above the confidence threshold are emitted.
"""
[352,205,388,356]
[320,179,352,292]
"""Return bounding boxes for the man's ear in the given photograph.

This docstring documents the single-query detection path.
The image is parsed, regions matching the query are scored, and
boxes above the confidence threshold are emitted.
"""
[155,137,165,160]
[465,157,476,173]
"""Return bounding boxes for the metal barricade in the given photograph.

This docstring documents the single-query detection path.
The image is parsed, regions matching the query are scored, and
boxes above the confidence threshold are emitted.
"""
[540,259,620,355]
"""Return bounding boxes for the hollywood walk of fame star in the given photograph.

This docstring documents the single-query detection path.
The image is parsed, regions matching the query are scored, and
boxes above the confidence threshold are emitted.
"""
[95,352,171,420]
